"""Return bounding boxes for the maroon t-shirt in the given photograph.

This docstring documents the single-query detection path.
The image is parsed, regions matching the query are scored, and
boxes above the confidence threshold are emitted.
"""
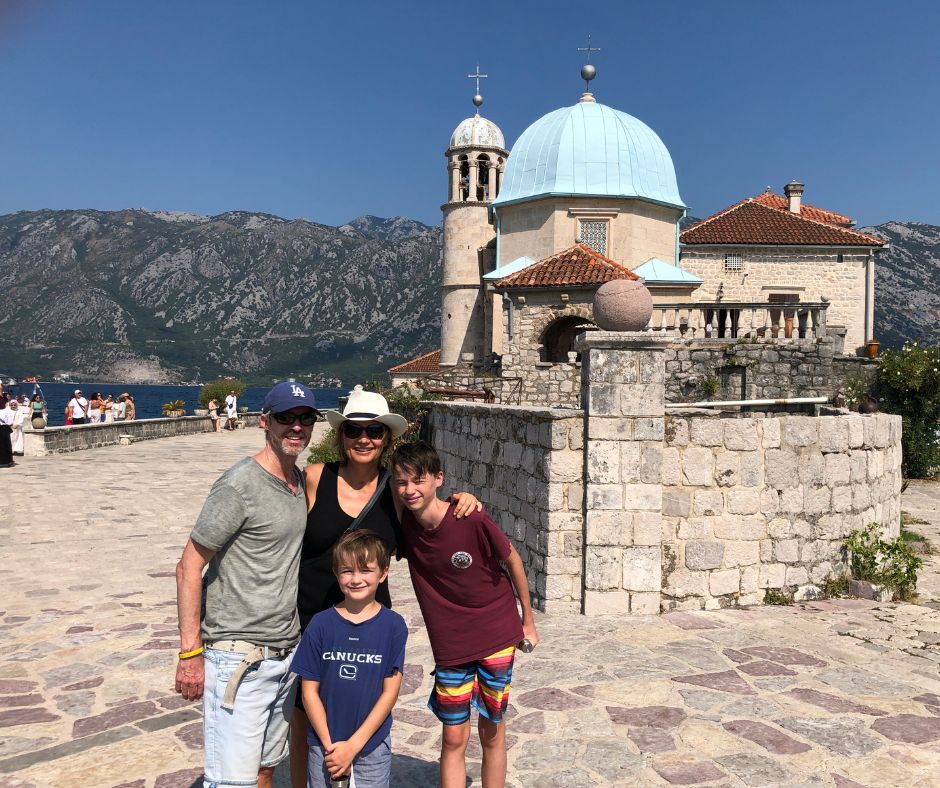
[399,505,523,666]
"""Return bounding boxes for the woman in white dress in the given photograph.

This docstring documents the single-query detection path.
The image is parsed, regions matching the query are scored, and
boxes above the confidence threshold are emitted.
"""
[9,399,27,455]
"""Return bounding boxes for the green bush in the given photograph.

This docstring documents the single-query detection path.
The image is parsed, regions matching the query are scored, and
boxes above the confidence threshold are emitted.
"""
[307,428,341,465]
[877,342,940,477]
[844,522,922,601]
[840,375,870,408]
[199,379,246,410]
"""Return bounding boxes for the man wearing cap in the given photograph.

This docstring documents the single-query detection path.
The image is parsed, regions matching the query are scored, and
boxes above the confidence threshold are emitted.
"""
[66,389,89,425]
[175,380,320,788]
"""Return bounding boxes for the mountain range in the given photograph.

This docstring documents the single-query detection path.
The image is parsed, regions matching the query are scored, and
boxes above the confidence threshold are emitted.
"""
[0,210,936,385]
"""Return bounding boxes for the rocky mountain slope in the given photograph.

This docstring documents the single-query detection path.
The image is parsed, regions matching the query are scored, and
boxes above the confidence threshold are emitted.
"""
[0,210,936,385]
[862,221,940,350]
[0,209,441,384]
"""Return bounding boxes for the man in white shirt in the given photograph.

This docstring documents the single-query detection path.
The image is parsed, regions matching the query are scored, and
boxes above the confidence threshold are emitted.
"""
[67,390,89,425]
[224,390,238,430]
[0,400,15,467]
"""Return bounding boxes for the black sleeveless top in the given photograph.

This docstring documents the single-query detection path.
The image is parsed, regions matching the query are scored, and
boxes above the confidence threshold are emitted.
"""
[297,462,400,631]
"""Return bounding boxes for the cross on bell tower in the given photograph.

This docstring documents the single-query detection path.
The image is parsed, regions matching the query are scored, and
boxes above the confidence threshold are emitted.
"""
[467,64,488,112]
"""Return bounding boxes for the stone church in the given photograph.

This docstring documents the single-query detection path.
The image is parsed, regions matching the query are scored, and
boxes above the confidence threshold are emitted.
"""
[389,66,884,399]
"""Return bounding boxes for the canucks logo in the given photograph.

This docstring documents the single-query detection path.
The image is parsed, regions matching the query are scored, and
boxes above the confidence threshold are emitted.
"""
[451,551,472,569]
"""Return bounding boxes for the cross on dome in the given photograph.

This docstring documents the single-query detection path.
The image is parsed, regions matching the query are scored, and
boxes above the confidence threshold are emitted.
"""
[576,35,600,100]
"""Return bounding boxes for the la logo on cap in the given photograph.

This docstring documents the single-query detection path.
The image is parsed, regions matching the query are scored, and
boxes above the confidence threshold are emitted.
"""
[290,385,306,398]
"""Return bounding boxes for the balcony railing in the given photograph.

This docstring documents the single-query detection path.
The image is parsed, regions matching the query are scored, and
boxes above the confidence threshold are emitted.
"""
[646,301,829,341]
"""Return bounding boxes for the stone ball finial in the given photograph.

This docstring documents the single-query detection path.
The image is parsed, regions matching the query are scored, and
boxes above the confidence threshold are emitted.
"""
[593,279,653,331]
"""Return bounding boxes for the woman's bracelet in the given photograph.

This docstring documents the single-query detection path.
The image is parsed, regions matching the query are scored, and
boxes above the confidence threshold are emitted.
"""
[178,646,205,660]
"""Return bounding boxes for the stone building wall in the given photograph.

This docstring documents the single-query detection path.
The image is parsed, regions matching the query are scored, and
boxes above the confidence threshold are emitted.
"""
[660,412,902,611]
[423,401,585,613]
[678,247,872,352]
[498,289,592,407]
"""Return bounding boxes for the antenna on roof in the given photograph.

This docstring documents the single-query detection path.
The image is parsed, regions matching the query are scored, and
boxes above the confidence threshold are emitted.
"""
[577,35,600,102]
[467,64,488,113]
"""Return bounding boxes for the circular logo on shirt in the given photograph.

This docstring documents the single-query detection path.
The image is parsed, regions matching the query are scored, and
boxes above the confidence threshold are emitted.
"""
[451,551,473,569]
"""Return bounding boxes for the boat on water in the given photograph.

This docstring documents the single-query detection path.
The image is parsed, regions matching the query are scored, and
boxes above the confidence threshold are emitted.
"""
[1,374,46,402]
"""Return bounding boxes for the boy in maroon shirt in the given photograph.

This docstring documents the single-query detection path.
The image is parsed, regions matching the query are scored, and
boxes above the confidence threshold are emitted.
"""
[392,441,538,788]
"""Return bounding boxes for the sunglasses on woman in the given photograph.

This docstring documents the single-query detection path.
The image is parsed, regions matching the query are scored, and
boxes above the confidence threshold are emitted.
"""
[342,422,386,440]
[269,411,319,426]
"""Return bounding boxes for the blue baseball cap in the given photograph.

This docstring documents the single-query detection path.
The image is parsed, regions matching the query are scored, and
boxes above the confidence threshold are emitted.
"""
[262,381,319,414]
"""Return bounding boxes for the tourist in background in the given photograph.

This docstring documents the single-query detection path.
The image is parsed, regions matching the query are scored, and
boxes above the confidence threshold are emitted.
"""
[113,394,126,422]
[208,398,221,433]
[103,394,114,422]
[0,399,14,467]
[88,392,103,423]
[224,389,238,430]
[9,400,27,456]
[67,389,89,425]
[30,394,46,429]
[124,394,136,421]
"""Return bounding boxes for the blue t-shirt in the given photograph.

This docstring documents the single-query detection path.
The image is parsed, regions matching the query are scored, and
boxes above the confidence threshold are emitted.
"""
[292,605,408,753]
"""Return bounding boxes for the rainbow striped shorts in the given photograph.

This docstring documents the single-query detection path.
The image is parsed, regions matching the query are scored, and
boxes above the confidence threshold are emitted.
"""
[428,646,516,726]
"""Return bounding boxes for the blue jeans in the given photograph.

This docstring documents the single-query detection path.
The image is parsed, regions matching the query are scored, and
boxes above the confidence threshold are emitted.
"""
[202,645,298,787]
[307,735,391,788]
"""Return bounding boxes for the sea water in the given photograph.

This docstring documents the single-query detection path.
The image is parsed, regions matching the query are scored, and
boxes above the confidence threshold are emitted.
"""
[27,383,344,427]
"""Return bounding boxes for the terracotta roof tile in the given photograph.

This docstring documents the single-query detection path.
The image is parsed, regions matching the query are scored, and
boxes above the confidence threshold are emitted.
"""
[493,243,638,289]
[680,200,883,247]
[387,349,441,375]
[750,191,854,226]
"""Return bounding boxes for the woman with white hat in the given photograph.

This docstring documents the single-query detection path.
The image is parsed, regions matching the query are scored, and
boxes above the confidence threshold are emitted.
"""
[289,385,480,787]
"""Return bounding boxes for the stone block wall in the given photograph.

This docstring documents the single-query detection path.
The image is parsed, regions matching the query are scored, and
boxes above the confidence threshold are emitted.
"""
[660,411,902,611]
[664,339,878,402]
[423,401,585,613]
[23,414,261,456]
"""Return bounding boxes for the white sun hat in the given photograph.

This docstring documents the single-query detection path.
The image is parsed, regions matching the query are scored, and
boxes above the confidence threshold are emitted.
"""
[325,385,409,438]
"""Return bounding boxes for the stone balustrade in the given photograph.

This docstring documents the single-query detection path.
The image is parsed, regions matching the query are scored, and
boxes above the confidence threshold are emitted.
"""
[22,413,261,456]
[648,301,829,341]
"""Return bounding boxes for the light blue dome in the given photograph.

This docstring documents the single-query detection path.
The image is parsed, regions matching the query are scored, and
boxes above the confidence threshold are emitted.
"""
[493,100,684,209]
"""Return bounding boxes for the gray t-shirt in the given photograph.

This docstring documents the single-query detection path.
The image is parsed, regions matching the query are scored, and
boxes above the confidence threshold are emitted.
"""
[191,457,306,648]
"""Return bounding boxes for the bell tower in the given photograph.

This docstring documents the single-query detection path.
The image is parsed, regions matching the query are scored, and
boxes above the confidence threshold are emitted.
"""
[440,67,508,368]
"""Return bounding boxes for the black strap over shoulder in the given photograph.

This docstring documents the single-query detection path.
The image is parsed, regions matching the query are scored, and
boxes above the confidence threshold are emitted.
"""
[344,469,390,534]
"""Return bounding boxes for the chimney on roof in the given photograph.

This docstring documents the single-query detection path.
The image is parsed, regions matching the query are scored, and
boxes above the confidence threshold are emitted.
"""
[784,180,804,214]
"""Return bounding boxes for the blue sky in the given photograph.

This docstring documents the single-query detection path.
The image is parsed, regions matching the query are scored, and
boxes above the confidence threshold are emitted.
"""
[2,0,938,228]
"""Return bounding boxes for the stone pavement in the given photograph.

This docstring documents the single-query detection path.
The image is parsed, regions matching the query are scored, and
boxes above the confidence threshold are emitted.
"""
[0,429,938,787]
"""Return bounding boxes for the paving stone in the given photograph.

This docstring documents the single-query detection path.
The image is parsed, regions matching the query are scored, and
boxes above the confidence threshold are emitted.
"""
[722,719,812,754]
[776,716,883,756]
[738,646,827,667]
[736,660,797,677]
[816,667,918,697]
[0,735,55,758]
[0,681,38,694]
[399,663,423,696]
[716,752,792,786]
[112,782,145,788]
[913,693,940,706]
[672,670,756,695]
[511,738,580,771]
[580,738,644,780]
[511,711,544,734]
[722,648,753,664]
[785,688,886,716]
[61,677,104,692]
[514,687,590,711]
[606,705,686,728]
[53,691,96,717]
[154,768,203,788]
[72,700,159,738]
[626,726,675,753]
[0,694,43,709]
[831,776,868,788]
[0,707,60,728]
[652,760,726,785]
[663,612,724,630]
[174,721,203,750]
[40,663,102,688]
[719,697,782,719]
[871,713,940,744]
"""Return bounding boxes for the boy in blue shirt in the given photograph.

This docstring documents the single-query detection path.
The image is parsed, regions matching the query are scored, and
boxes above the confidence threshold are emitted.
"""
[292,530,408,788]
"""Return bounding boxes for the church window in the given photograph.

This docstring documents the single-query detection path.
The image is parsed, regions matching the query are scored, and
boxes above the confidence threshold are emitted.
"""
[579,220,608,255]
[724,253,743,271]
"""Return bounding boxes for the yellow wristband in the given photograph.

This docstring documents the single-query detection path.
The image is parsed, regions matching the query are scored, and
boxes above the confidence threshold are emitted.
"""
[178,646,205,660]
